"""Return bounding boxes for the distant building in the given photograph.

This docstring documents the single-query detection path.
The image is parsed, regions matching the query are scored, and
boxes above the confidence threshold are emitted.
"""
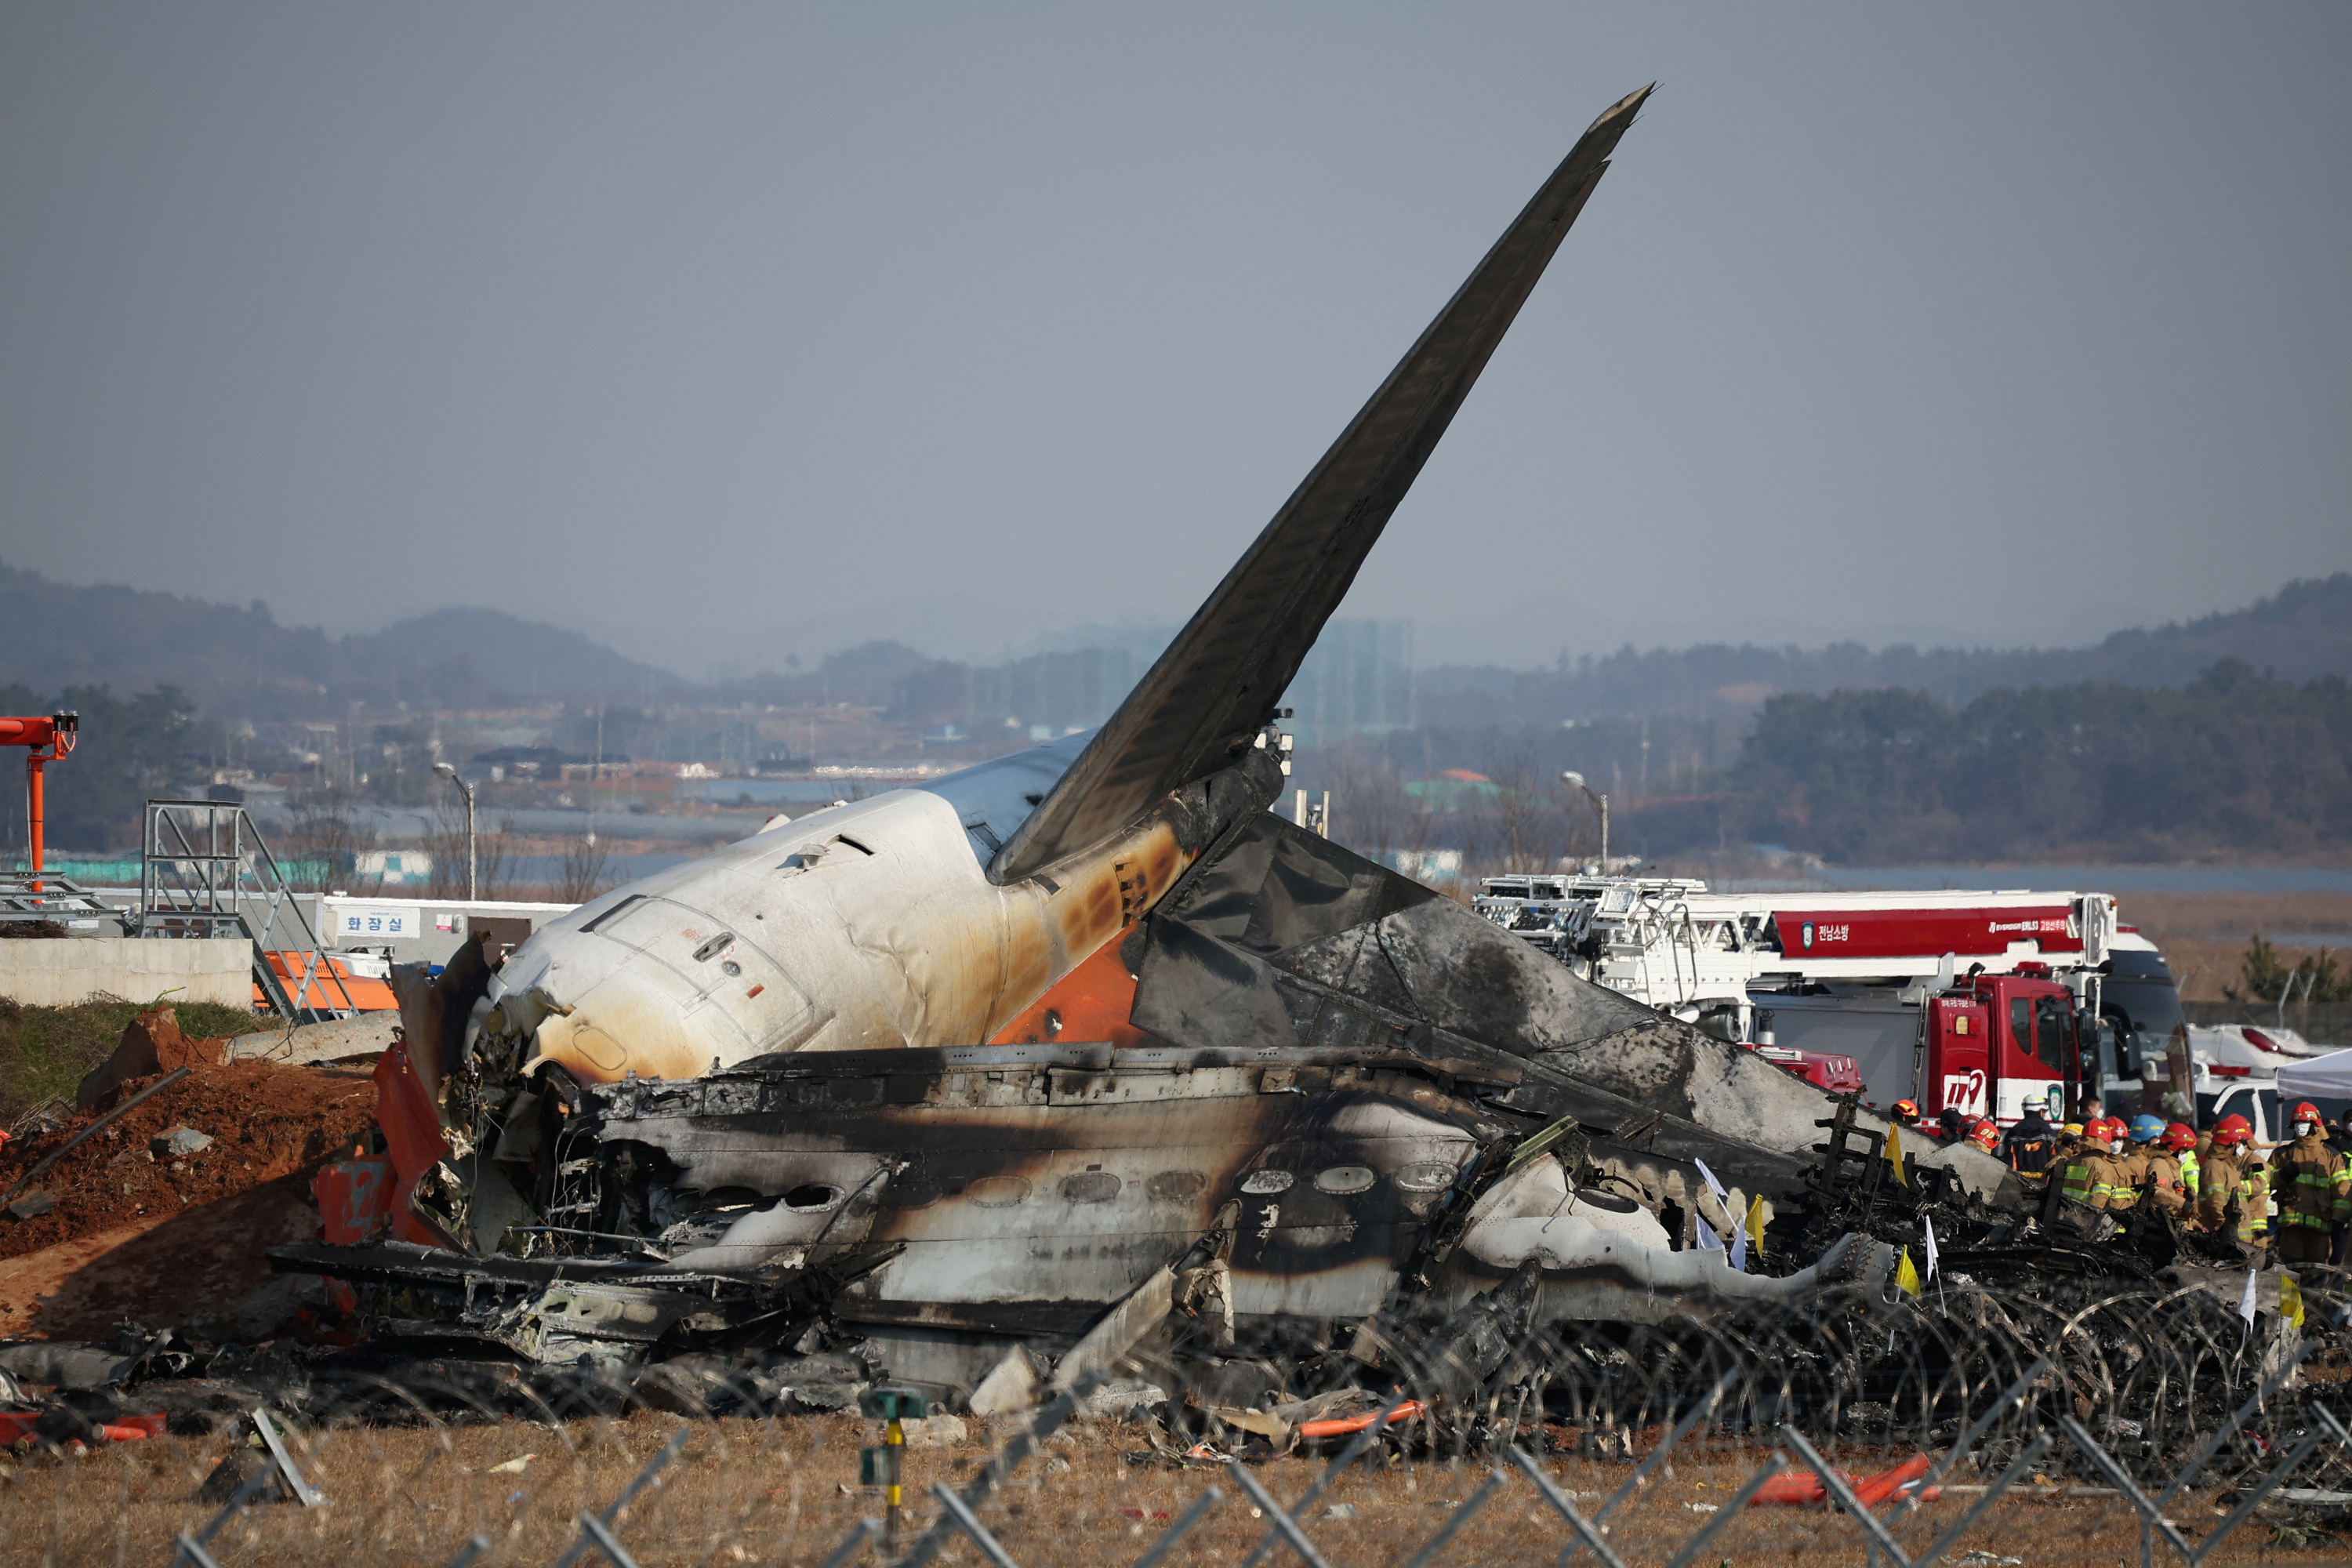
[971,619,1412,747]
[1402,769,1504,813]
[353,850,433,887]
[972,646,1147,736]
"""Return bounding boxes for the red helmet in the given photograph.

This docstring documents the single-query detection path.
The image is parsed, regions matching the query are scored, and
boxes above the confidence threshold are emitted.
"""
[1969,1120,2001,1151]
[2293,1102,2323,1126]
[2212,1114,2252,1147]
[2161,1122,2195,1152]
[1892,1099,1920,1122]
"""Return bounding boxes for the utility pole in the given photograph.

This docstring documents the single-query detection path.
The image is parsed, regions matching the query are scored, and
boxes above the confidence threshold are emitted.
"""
[1562,771,1609,873]
[432,763,477,902]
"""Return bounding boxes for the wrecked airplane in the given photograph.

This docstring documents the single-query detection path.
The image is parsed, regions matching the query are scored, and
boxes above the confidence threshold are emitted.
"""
[275,85,2100,1410]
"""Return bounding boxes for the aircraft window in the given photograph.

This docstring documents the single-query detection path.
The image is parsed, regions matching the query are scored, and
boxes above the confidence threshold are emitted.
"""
[1393,1161,1457,1192]
[1147,1171,1207,1200]
[880,1179,943,1210]
[1240,1170,1294,1195]
[782,1184,842,1212]
[1060,1171,1122,1203]
[1315,1166,1375,1195]
[966,1175,1029,1207]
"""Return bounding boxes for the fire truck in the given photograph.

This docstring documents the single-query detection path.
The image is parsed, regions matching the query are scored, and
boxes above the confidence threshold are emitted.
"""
[1472,876,2225,1129]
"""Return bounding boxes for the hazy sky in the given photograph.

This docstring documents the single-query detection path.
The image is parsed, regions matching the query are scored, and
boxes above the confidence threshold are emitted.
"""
[4,5,2347,674]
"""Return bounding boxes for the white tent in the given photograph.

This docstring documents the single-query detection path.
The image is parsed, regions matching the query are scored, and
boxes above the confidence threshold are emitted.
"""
[2274,1048,2352,1102]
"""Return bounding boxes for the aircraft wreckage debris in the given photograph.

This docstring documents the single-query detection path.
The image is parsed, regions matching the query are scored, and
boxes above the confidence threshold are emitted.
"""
[6,86,2343,1481]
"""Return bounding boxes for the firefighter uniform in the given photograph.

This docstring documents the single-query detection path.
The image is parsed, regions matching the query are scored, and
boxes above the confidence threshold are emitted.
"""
[2059,1138,2098,1205]
[2112,1145,2151,1208]
[2005,1116,2060,1182]
[2272,1129,2351,1264]
[2199,1149,2268,1247]
[2142,1149,2191,1215]
[2086,1147,2136,1210]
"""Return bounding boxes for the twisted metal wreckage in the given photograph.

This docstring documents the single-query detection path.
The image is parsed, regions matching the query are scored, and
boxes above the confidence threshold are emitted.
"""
[269,86,2314,1423]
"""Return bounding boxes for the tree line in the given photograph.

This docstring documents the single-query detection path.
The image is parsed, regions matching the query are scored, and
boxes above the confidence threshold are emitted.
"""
[1727,660,2352,864]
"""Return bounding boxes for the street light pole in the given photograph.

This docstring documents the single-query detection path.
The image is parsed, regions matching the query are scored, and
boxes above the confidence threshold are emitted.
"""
[1561,771,1609,873]
[433,763,477,902]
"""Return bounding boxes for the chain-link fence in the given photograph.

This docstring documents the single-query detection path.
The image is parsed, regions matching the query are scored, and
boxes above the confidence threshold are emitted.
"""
[8,1274,2351,1567]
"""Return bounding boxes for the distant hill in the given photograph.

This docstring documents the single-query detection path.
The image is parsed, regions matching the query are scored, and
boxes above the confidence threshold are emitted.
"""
[8,557,2348,738]
[0,561,693,717]
[1415,573,2352,722]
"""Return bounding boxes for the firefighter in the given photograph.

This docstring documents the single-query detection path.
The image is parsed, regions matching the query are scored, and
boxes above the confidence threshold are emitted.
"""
[2063,1118,2125,1208]
[1968,1119,2001,1155]
[2198,1115,2267,1252]
[2118,1114,2167,1202]
[2163,1122,2201,1207]
[2059,1118,2100,1204]
[2141,1120,2194,1216]
[2085,1118,2138,1210]
[2270,1101,2351,1265]
[1937,1108,1966,1145]
[1891,1099,1922,1129]
[2004,1100,2060,1181]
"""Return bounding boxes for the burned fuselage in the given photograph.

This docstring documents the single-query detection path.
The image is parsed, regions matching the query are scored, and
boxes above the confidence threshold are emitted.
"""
[289,1034,1892,1385]
[274,85,2053,1400]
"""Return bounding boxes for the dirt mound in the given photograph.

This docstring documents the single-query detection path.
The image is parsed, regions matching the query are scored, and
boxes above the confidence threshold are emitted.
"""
[73,1004,234,1110]
[0,1058,377,1264]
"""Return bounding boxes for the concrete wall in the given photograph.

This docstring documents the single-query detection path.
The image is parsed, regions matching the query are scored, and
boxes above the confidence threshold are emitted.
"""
[0,938,252,1008]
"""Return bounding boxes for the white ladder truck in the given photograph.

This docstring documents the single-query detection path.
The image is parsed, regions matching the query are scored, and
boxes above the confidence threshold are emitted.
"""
[1471,877,2284,1135]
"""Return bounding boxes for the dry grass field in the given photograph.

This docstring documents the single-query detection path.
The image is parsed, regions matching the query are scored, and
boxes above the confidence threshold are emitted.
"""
[2114,892,2352,1003]
[4,1409,2347,1568]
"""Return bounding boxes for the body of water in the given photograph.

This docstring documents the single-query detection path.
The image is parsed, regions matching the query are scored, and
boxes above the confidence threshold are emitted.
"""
[1808,866,2352,895]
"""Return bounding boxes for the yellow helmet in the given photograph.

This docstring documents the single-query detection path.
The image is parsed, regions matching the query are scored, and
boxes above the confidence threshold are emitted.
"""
[2063,1122,2084,1138]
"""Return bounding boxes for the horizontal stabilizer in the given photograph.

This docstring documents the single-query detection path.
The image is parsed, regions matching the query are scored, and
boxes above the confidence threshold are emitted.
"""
[994,86,1651,884]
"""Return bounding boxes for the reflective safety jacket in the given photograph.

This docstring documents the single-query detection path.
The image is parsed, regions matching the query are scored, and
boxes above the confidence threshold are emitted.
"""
[2143,1151,2190,1214]
[2060,1139,2099,1204]
[2179,1149,2201,1202]
[2115,1148,2154,1203]
[2272,1133,2351,1232]
[2005,1120,2059,1178]
[2085,1150,2136,1210]
[2200,1151,2268,1241]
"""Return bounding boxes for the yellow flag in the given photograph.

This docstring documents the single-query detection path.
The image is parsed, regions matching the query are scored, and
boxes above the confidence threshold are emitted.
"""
[1746,1193,1768,1258]
[1885,1123,1909,1189]
[2281,1271,2305,1329]
[1895,1247,1922,1298]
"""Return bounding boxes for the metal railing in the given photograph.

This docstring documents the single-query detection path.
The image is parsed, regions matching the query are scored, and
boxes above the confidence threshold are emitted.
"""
[138,800,356,1018]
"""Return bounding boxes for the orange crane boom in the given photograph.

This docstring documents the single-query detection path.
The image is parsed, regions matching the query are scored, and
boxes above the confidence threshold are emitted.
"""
[0,712,78,895]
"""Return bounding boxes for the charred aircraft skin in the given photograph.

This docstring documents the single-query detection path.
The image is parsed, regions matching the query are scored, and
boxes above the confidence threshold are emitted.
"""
[281,1039,1889,1385]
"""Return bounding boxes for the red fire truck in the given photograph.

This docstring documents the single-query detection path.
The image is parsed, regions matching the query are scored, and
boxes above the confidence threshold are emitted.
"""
[1473,877,2187,1125]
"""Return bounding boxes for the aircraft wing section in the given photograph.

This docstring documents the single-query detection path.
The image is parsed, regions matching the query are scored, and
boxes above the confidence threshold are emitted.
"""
[992,85,1651,885]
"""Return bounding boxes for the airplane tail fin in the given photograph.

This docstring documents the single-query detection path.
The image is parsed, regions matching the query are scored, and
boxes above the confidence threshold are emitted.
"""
[993,86,1651,884]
